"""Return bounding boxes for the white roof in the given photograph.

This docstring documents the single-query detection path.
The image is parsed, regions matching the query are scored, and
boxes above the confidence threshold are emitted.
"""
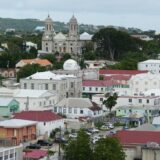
[80,32,93,41]
[26,71,75,80]
[54,32,66,40]
[139,59,160,64]
[63,59,80,71]
[57,98,93,108]
[0,87,14,96]
[0,97,15,106]
[26,42,37,46]
[14,89,55,98]
[0,119,36,128]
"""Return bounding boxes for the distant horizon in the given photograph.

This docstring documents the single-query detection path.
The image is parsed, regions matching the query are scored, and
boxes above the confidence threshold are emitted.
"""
[0,0,160,32]
[0,16,157,33]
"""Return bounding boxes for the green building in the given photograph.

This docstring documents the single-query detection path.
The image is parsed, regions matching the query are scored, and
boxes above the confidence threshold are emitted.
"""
[0,98,19,117]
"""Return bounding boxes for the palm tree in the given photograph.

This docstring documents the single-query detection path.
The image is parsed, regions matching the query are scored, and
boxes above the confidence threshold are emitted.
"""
[103,93,118,117]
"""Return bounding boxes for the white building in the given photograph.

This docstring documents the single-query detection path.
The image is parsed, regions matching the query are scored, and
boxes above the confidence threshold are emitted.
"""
[138,59,160,74]
[0,88,57,111]
[25,42,37,52]
[54,98,102,119]
[20,71,82,101]
[84,60,106,69]
[129,72,160,95]
[13,110,64,136]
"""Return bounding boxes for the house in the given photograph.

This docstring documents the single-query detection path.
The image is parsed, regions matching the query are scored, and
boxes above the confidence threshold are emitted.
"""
[0,97,19,117]
[131,34,153,41]
[54,98,102,120]
[0,88,57,111]
[13,89,57,111]
[84,60,106,69]
[13,110,64,136]
[116,130,160,160]
[20,71,82,101]
[116,105,159,124]
[82,80,129,99]
[15,58,52,70]
[129,72,160,95]
[138,59,160,74]
[0,119,37,145]
[152,116,160,128]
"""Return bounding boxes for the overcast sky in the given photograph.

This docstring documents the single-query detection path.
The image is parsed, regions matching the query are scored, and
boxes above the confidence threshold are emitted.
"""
[0,0,160,31]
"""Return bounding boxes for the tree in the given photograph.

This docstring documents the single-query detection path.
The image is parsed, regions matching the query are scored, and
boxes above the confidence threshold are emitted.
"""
[65,130,93,160]
[103,93,118,114]
[93,137,125,160]
[92,28,143,60]
[16,64,46,82]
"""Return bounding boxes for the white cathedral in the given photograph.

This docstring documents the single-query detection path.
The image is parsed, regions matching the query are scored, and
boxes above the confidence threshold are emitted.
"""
[42,15,93,55]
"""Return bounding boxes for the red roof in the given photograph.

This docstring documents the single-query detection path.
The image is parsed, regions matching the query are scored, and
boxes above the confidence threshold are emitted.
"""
[104,75,131,81]
[116,130,160,145]
[13,110,63,122]
[24,149,47,159]
[99,69,148,75]
[21,59,52,66]
[83,80,121,87]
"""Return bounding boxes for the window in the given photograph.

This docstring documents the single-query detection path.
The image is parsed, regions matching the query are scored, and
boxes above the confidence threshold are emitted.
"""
[70,82,74,88]
[49,100,51,105]
[59,107,62,113]
[39,102,42,106]
[44,122,46,126]
[100,98,103,102]
[63,107,66,114]
[31,83,34,89]
[89,87,92,91]
[128,99,132,103]
[45,84,48,90]
[83,87,85,91]
[69,108,72,113]
[101,88,103,91]
[44,101,46,105]
[46,47,48,52]
[146,99,149,103]
[24,83,27,89]
[10,153,14,158]
[74,108,77,114]
[53,84,56,90]
[54,107,57,112]
[95,88,98,91]
[80,110,83,114]
[139,99,142,103]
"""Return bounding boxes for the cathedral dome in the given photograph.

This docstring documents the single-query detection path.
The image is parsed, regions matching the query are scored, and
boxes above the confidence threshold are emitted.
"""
[45,15,53,22]
[63,59,80,71]
[69,15,77,23]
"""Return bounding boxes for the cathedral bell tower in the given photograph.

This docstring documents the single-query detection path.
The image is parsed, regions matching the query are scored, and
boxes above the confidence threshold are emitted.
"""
[69,15,79,40]
[42,15,54,53]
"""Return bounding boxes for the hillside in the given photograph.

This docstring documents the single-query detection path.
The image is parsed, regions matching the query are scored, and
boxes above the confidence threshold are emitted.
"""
[0,17,102,34]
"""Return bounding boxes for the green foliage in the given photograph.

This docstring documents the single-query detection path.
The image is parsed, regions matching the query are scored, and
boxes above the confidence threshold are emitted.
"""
[92,27,144,60]
[99,75,104,80]
[103,93,118,112]
[110,52,148,70]
[83,51,96,60]
[40,54,56,64]
[65,130,93,160]
[93,137,125,160]
[16,64,46,82]
[94,122,104,129]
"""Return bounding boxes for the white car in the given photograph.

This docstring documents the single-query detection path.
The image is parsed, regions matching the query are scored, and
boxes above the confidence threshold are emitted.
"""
[69,133,77,138]
[108,123,114,129]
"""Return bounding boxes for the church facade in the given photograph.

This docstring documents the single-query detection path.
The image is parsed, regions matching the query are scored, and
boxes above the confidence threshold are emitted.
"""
[42,15,92,55]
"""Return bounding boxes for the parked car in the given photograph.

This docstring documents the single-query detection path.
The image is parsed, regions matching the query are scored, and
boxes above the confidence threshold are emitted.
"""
[69,133,77,138]
[108,123,114,129]
[92,136,101,144]
[87,128,99,134]
[26,144,41,149]
[100,125,110,131]
[109,130,117,135]
[55,137,67,143]
[37,140,53,146]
